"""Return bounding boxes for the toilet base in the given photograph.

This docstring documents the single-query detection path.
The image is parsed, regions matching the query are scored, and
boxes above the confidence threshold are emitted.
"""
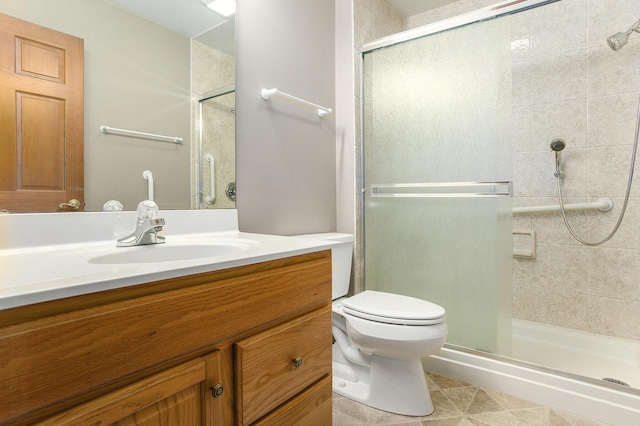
[332,344,434,416]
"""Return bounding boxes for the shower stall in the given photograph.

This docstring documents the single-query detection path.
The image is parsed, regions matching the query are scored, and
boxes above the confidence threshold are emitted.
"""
[197,86,236,210]
[359,0,640,408]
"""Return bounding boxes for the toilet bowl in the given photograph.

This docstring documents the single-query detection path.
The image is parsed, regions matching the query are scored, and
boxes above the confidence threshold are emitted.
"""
[294,233,448,416]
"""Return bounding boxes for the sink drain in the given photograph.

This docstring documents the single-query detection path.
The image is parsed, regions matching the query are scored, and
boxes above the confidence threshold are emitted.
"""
[602,377,630,386]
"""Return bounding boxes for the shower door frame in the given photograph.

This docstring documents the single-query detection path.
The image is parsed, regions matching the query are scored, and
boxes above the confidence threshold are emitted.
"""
[357,0,640,401]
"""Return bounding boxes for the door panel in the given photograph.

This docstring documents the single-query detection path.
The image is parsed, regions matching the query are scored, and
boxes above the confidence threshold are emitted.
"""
[363,17,513,356]
[17,92,65,189]
[0,13,83,212]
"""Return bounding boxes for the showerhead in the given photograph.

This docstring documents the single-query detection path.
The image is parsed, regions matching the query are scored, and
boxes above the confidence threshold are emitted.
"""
[607,18,640,51]
[550,139,566,152]
[607,32,629,51]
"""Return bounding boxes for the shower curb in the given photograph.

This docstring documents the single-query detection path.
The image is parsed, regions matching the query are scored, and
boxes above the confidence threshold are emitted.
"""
[423,347,640,426]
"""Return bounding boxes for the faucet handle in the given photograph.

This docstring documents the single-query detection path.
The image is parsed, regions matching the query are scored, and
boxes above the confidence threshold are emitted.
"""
[136,200,159,221]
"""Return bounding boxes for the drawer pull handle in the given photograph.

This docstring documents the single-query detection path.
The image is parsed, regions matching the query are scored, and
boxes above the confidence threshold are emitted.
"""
[211,383,224,398]
[292,356,303,368]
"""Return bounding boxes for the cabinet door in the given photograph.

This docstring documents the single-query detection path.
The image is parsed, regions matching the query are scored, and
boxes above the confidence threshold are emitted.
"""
[39,352,224,426]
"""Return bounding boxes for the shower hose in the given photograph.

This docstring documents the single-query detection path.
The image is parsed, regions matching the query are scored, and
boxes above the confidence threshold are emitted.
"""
[555,93,640,246]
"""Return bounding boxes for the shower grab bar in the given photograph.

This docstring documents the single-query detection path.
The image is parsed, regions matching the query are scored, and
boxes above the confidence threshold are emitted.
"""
[205,153,215,204]
[512,197,613,214]
[143,170,154,201]
[100,125,183,144]
[370,181,512,197]
[261,88,333,117]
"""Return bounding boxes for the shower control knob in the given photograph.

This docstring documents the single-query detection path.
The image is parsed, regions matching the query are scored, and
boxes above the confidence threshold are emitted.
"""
[211,383,224,398]
[292,356,303,368]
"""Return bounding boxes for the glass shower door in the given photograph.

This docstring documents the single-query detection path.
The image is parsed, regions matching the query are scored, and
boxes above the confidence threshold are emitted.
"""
[363,18,513,355]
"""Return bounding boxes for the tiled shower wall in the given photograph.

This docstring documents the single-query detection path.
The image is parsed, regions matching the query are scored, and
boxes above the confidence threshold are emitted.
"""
[354,0,640,340]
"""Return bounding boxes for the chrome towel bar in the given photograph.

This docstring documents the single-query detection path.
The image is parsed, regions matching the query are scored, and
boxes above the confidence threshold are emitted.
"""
[370,181,512,198]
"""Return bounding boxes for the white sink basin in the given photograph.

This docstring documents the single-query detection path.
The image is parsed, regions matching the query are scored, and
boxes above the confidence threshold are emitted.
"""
[87,242,251,264]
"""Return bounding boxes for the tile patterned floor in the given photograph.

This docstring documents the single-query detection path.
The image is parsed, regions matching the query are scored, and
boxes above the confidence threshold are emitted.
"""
[332,372,610,425]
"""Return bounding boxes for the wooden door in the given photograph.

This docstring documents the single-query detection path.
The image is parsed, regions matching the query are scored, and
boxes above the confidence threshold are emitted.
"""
[0,13,84,213]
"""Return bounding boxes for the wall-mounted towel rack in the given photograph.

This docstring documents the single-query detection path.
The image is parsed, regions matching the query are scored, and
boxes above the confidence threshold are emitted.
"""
[261,88,332,118]
[512,197,613,214]
[100,125,183,144]
[205,153,215,204]
[370,181,512,198]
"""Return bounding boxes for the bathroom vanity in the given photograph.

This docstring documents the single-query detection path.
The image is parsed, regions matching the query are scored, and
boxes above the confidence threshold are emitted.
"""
[0,210,335,425]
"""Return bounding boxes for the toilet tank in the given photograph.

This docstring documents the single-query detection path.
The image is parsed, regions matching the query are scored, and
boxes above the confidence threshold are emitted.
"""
[294,233,353,300]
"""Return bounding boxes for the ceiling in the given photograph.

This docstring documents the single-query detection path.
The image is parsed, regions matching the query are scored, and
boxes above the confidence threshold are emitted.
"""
[99,0,458,55]
[100,0,235,55]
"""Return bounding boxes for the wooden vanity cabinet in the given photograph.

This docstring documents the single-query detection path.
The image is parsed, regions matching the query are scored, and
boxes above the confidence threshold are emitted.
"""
[0,250,333,425]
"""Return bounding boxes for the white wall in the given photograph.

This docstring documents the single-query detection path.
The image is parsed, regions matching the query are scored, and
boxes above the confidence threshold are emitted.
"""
[235,0,336,235]
[335,0,356,236]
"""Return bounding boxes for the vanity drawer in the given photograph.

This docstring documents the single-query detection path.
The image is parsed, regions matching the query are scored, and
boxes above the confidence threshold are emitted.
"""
[253,375,332,426]
[235,307,331,425]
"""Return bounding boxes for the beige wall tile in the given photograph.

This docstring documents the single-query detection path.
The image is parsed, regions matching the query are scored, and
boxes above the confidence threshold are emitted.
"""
[587,246,640,302]
[530,288,588,330]
[587,146,640,198]
[531,99,587,152]
[531,51,587,105]
[532,244,588,294]
[587,296,640,339]
[587,92,639,148]
[588,42,640,97]
[530,0,587,58]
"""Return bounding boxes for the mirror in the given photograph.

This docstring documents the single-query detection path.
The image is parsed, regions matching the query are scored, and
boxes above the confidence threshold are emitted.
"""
[0,0,235,212]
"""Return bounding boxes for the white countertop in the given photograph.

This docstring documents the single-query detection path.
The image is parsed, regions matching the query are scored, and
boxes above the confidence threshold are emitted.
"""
[0,210,337,310]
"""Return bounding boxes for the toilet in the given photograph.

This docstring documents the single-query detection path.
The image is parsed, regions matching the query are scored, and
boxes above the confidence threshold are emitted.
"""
[295,233,447,416]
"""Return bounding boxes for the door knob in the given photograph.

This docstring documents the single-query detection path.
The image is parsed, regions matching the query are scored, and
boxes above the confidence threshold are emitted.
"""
[59,199,81,211]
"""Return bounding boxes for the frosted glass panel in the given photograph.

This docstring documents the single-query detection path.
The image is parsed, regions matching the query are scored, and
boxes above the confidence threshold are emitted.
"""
[363,18,513,355]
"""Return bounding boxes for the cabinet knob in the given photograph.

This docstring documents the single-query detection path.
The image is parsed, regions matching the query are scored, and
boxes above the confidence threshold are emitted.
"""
[211,383,224,398]
[292,356,303,368]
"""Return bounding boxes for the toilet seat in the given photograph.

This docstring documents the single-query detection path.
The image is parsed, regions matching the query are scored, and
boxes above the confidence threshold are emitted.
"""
[340,290,445,326]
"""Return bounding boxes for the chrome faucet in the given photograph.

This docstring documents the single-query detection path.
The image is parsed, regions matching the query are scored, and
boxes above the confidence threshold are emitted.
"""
[117,200,165,247]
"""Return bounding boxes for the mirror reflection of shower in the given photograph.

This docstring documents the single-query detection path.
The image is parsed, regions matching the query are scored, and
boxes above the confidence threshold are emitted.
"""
[198,85,236,209]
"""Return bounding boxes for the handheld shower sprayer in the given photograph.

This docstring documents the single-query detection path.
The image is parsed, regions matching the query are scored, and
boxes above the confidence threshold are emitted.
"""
[607,18,640,51]
[550,138,565,178]
[551,90,640,246]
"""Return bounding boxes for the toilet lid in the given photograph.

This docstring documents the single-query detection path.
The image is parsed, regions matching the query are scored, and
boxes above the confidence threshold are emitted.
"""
[340,290,445,325]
